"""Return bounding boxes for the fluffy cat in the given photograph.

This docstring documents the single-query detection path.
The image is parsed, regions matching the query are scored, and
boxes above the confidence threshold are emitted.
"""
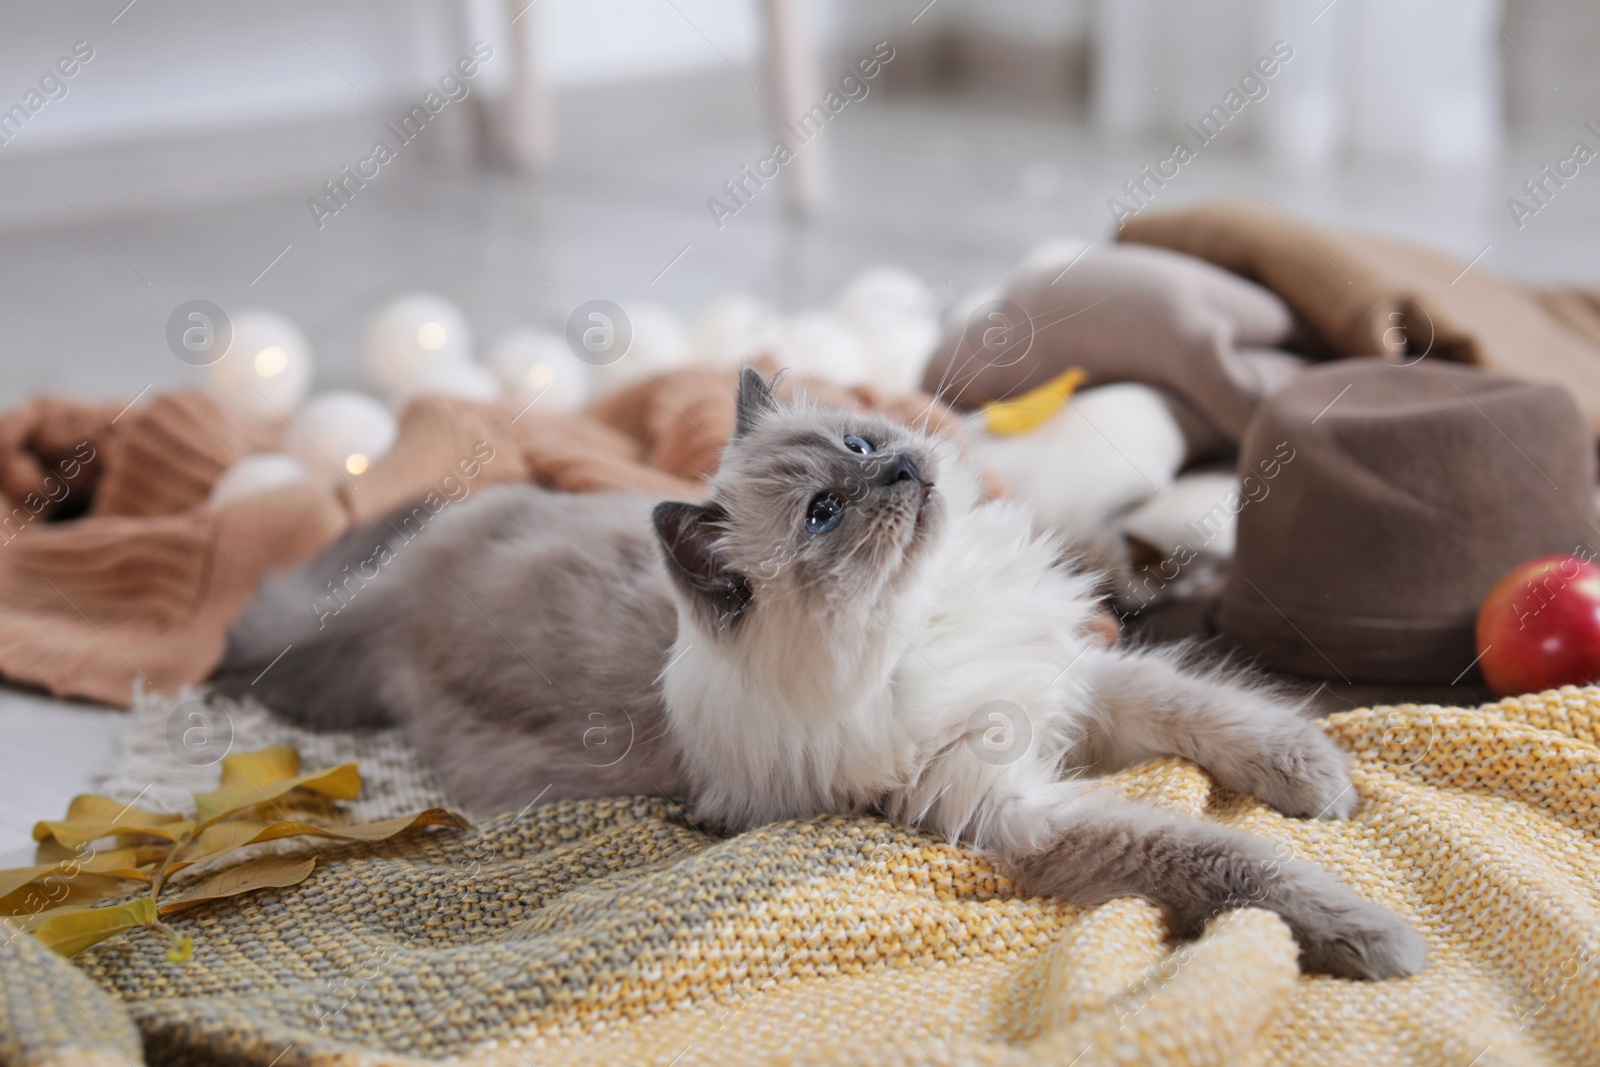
[217,368,1425,981]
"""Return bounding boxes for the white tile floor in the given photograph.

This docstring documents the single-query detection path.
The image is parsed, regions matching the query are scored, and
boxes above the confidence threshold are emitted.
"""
[1,78,1597,855]
[0,688,124,859]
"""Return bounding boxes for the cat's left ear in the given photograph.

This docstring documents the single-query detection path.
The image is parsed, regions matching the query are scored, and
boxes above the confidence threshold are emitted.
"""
[652,500,753,626]
[732,366,780,438]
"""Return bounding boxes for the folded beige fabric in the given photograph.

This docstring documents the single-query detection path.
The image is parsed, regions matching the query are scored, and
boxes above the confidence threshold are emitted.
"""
[921,242,1307,439]
[0,370,968,707]
[1119,200,1600,434]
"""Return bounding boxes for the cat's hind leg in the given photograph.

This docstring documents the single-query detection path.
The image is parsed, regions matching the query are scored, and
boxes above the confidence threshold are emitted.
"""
[1071,644,1357,820]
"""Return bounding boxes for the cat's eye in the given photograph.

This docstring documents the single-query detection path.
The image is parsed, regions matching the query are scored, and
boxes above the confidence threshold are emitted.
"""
[843,435,874,455]
[805,491,845,533]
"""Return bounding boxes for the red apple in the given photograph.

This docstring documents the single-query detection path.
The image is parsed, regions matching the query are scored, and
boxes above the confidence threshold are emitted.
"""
[1476,555,1600,697]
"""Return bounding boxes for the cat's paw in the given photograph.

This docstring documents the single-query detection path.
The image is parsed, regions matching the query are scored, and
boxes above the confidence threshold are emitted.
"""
[1270,859,1427,980]
[1230,724,1358,820]
[1290,895,1428,980]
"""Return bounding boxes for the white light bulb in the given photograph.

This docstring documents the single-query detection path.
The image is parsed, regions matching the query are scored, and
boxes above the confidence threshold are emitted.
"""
[837,266,938,327]
[365,294,472,399]
[205,310,313,419]
[391,359,501,406]
[591,301,690,395]
[485,329,594,415]
[282,391,397,479]
[207,453,311,507]
[417,322,446,350]
[254,346,288,378]
[772,312,870,387]
[689,295,781,368]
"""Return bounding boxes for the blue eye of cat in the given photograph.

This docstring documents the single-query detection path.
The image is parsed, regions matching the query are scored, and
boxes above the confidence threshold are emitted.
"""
[805,491,845,533]
[843,435,874,455]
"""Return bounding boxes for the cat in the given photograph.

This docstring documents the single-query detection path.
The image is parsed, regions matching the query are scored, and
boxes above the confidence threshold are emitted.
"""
[216,367,1425,981]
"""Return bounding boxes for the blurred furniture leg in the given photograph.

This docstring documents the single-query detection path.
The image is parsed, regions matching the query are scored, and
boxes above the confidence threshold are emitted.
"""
[1259,0,1346,169]
[493,0,553,171]
[1090,0,1160,135]
[763,0,828,217]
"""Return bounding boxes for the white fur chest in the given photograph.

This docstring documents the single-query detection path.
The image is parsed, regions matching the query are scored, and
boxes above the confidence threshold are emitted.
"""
[663,498,1102,836]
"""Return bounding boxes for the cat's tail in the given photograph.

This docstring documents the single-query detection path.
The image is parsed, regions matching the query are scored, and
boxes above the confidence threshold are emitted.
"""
[209,505,415,730]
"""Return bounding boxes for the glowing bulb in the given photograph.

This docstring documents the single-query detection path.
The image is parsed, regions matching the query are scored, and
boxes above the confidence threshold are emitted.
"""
[344,452,370,475]
[484,328,593,413]
[417,322,446,350]
[206,311,312,417]
[254,346,288,378]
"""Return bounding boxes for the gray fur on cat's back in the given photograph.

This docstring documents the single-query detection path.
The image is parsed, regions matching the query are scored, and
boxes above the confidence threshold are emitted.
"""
[216,485,686,813]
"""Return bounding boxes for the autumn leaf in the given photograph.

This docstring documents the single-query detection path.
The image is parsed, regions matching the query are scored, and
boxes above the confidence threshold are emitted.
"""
[33,795,192,849]
[14,745,469,961]
[0,848,149,900]
[170,809,470,873]
[158,855,318,916]
[218,746,301,788]
[0,874,151,916]
[0,846,153,915]
[33,818,194,850]
[32,838,168,868]
[191,763,361,826]
[22,898,159,958]
[63,795,185,828]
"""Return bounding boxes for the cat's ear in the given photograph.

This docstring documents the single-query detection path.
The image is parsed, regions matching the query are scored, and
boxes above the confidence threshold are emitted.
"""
[652,500,753,626]
[733,366,780,438]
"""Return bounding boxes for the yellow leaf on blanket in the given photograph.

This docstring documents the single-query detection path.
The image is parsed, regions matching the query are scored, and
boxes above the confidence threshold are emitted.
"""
[63,794,186,828]
[0,873,151,915]
[218,745,301,788]
[158,855,318,916]
[979,367,1086,435]
[11,745,467,962]
[22,898,159,958]
[192,762,361,826]
[31,838,168,867]
[31,795,188,847]
[169,819,272,869]
[0,848,148,900]
[32,818,195,849]
[170,809,471,873]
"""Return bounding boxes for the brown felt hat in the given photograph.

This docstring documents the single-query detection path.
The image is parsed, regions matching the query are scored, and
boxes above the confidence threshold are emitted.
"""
[1218,360,1597,683]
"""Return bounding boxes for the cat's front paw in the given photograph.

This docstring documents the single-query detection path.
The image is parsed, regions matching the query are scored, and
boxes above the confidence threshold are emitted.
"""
[1230,724,1358,820]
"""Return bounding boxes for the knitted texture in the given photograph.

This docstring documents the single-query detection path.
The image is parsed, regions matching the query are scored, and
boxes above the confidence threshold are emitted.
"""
[90,391,246,519]
[3,687,1597,1066]
[93,689,457,823]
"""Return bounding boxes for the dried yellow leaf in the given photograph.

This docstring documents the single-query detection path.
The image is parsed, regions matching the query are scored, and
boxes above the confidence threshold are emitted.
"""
[159,855,318,916]
[218,746,300,788]
[192,762,361,826]
[24,898,159,958]
[171,809,470,874]
[33,818,194,850]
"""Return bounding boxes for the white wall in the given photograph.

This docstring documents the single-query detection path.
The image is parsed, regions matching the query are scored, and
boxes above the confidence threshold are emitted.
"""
[0,0,774,157]
[539,0,763,85]
[0,1,469,153]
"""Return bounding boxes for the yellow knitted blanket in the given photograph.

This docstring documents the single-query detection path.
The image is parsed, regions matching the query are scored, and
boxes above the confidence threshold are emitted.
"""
[4,688,1597,1067]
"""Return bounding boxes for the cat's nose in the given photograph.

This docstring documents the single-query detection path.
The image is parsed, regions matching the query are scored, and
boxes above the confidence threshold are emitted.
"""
[879,454,923,487]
